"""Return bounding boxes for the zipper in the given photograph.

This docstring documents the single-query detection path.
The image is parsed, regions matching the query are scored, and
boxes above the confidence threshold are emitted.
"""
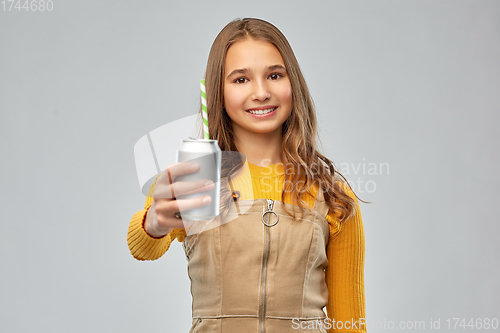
[260,199,276,333]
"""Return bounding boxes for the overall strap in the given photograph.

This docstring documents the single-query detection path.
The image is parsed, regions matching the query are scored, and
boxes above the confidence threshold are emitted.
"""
[312,186,330,219]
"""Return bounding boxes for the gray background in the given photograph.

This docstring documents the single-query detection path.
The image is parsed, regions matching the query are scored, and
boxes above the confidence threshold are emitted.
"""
[1,0,499,332]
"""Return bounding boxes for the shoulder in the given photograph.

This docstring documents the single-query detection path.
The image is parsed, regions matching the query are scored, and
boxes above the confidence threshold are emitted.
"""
[335,179,358,203]
[325,178,361,228]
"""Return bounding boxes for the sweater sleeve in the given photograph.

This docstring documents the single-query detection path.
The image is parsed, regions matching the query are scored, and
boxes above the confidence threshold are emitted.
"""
[127,176,186,261]
[325,185,367,332]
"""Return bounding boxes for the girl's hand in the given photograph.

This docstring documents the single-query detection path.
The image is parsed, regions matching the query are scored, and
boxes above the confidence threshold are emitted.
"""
[144,162,214,237]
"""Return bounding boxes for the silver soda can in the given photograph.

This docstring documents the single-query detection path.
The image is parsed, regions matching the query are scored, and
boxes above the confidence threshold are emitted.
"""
[175,139,221,220]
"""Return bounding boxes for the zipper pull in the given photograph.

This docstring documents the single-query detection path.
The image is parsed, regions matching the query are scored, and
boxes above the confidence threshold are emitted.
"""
[262,199,278,227]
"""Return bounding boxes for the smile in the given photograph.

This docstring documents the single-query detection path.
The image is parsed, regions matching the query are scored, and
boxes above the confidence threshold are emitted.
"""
[247,107,277,115]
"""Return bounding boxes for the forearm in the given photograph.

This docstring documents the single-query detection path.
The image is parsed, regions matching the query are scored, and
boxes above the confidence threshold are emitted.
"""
[325,202,367,332]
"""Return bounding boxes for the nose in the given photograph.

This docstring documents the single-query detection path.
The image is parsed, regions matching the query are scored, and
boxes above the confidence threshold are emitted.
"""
[251,79,270,101]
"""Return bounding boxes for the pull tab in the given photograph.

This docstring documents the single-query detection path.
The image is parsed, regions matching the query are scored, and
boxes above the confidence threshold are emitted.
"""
[262,199,279,227]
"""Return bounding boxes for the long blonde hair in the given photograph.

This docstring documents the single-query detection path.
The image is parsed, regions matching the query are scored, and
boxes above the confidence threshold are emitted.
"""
[198,18,365,223]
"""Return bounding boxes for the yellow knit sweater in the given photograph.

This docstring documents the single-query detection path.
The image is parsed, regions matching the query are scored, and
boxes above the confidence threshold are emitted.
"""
[127,162,366,332]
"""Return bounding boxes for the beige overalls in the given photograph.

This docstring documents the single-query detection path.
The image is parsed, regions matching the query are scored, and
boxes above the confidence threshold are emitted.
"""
[182,189,331,333]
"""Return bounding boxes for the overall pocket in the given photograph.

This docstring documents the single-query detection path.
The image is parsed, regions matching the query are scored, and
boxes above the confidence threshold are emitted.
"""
[189,318,202,333]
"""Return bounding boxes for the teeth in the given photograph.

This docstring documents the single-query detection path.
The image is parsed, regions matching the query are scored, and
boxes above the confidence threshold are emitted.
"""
[248,107,275,115]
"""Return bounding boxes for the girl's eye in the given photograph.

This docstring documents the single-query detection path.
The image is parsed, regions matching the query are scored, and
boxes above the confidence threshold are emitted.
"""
[235,77,248,84]
[269,73,282,80]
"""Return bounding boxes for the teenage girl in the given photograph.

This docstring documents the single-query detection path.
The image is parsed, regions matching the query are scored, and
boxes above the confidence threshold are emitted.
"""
[128,18,367,333]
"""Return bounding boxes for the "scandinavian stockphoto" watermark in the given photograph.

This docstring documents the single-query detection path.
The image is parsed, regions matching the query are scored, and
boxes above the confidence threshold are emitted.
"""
[340,158,389,194]
[254,158,389,194]
[1,0,54,11]
[291,317,366,330]
[291,317,499,330]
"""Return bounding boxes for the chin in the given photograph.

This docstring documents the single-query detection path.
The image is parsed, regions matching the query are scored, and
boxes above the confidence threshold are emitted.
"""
[248,126,281,134]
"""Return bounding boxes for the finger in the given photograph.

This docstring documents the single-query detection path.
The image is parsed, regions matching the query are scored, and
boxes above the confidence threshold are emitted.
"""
[155,197,212,230]
[158,217,185,229]
[153,162,201,198]
[148,202,185,231]
[165,161,201,183]
[153,179,214,199]
[171,180,215,198]
[158,212,196,231]
[170,195,212,214]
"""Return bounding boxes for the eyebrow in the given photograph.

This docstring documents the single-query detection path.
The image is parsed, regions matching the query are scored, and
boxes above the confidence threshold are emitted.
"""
[226,64,286,79]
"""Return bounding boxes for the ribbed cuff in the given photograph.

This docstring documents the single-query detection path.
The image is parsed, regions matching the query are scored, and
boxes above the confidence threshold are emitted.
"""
[127,207,175,261]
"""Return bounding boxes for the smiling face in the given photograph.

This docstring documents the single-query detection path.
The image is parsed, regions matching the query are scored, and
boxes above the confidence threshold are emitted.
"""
[223,38,293,139]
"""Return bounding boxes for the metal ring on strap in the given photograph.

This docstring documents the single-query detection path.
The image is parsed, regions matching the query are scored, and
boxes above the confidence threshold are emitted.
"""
[261,211,279,227]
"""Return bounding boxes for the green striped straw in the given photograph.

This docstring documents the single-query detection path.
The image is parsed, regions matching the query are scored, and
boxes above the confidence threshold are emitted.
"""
[200,79,209,140]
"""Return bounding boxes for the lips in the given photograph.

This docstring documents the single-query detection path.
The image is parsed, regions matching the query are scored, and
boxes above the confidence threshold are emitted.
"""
[247,107,277,115]
[246,105,278,116]
[246,105,278,112]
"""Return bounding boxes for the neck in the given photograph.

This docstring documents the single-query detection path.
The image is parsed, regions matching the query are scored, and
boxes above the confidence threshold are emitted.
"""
[232,128,282,167]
